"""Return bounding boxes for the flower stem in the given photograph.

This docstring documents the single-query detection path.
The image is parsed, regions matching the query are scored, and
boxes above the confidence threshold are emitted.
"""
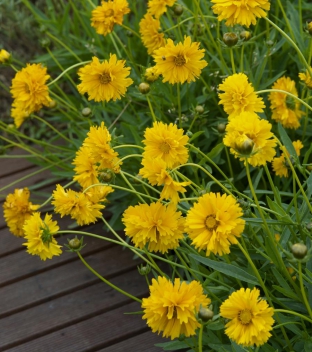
[146,95,157,122]
[230,48,236,74]
[177,83,182,128]
[198,323,204,352]
[274,309,312,324]
[298,261,312,318]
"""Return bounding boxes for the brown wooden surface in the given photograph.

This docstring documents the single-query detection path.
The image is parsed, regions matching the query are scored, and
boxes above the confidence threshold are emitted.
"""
[0,151,169,351]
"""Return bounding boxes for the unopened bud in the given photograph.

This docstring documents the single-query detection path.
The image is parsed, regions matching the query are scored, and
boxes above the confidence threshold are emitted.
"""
[138,82,150,94]
[138,264,151,275]
[217,123,226,133]
[235,138,254,156]
[99,169,114,183]
[48,100,57,109]
[0,49,11,64]
[40,38,51,48]
[240,31,252,41]
[223,32,238,47]
[173,5,184,16]
[82,107,92,117]
[195,105,204,114]
[186,131,193,138]
[198,307,214,322]
[126,30,133,37]
[291,243,308,259]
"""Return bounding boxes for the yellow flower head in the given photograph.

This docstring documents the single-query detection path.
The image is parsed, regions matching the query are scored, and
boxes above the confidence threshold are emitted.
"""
[298,67,312,89]
[218,73,265,119]
[122,202,185,253]
[0,49,11,63]
[223,112,276,167]
[142,121,189,168]
[139,14,165,55]
[153,36,207,84]
[147,0,176,18]
[77,55,133,102]
[185,192,245,256]
[3,188,40,237]
[91,0,130,36]
[23,212,62,261]
[73,146,99,189]
[10,63,51,115]
[11,103,31,128]
[142,277,211,339]
[144,66,160,82]
[220,287,274,347]
[211,0,270,28]
[268,76,303,129]
[272,140,303,178]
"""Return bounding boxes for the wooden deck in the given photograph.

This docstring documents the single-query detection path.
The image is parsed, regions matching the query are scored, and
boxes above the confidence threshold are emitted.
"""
[0,152,169,351]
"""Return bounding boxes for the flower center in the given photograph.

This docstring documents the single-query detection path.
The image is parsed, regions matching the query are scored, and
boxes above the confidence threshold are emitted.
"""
[174,54,186,67]
[99,72,111,84]
[205,215,218,231]
[104,9,114,17]
[159,141,171,154]
[238,309,252,325]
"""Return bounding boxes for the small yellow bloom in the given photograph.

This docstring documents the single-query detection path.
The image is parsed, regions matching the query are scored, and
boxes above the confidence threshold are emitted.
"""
[211,0,270,28]
[142,277,211,339]
[0,49,11,63]
[153,36,207,84]
[139,14,165,55]
[23,212,62,261]
[144,66,160,82]
[73,146,99,189]
[11,104,30,128]
[298,67,312,89]
[220,287,274,347]
[147,0,176,19]
[91,0,130,36]
[77,55,133,102]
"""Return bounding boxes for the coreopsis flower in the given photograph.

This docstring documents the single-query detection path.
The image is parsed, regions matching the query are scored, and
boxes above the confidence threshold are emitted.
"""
[139,14,165,55]
[272,140,303,177]
[299,67,312,89]
[144,66,160,82]
[77,55,133,102]
[147,0,176,18]
[0,49,10,63]
[268,76,303,129]
[142,121,189,168]
[211,0,270,28]
[142,277,211,339]
[91,0,130,36]
[10,63,51,120]
[153,36,207,84]
[185,192,245,256]
[3,188,40,237]
[10,104,30,128]
[52,184,113,226]
[122,202,185,253]
[217,73,265,119]
[139,157,190,204]
[23,212,62,261]
[220,287,274,347]
[223,112,276,167]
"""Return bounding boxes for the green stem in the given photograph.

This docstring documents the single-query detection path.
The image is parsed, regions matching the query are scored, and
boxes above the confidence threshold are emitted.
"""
[46,32,82,62]
[47,61,91,86]
[146,95,157,122]
[230,48,236,74]
[177,83,182,128]
[32,115,72,143]
[298,261,312,318]
[198,324,204,352]
[274,309,312,324]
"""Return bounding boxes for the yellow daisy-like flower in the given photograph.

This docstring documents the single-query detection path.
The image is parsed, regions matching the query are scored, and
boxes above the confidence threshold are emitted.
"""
[147,0,176,19]
[272,140,303,177]
[142,121,189,168]
[77,55,133,102]
[223,112,276,167]
[122,202,185,253]
[10,104,31,128]
[142,277,211,339]
[3,188,40,237]
[185,192,245,256]
[10,63,51,116]
[139,14,166,55]
[153,36,207,84]
[144,66,160,82]
[0,49,10,63]
[211,0,270,28]
[73,146,99,189]
[298,67,312,89]
[218,73,265,119]
[220,287,274,347]
[23,212,62,261]
[268,76,303,129]
[91,0,130,36]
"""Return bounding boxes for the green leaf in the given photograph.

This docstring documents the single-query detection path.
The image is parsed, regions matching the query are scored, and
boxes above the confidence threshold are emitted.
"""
[189,255,259,285]
[206,143,224,160]
[272,285,299,300]
[188,130,204,143]
[277,123,297,157]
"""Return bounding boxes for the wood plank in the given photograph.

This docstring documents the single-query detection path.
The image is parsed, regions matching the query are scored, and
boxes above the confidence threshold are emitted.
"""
[0,149,35,177]
[0,271,148,350]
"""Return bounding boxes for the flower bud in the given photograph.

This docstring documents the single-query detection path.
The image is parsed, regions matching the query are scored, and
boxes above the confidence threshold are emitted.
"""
[126,30,133,37]
[291,243,308,259]
[198,307,214,322]
[68,238,82,250]
[235,138,254,156]
[144,67,159,83]
[40,38,51,48]
[223,32,238,47]
[195,105,204,114]
[0,49,11,64]
[138,264,151,275]
[173,5,184,16]
[306,222,312,232]
[240,31,252,41]
[99,169,115,183]
[82,107,92,117]
[138,82,150,94]
[217,123,226,133]
[48,100,57,109]
[307,21,312,36]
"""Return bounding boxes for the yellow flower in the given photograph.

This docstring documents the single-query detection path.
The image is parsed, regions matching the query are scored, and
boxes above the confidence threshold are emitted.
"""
[220,287,274,347]
[147,0,176,18]
[211,0,270,28]
[298,67,312,89]
[122,202,185,253]
[0,49,10,63]
[139,14,165,55]
[91,0,130,36]
[153,36,207,84]
[23,212,62,261]
[142,277,211,339]
[142,121,189,168]
[272,140,303,177]
[3,188,40,237]
[218,73,265,119]
[268,76,303,129]
[11,104,30,128]
[77,55,133,102]
[73,146,99,189]
[144,66,160,82]
[52,184,112,226]
[185,192,245,256]
[223,112,276,167]
[10,63,51,116]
